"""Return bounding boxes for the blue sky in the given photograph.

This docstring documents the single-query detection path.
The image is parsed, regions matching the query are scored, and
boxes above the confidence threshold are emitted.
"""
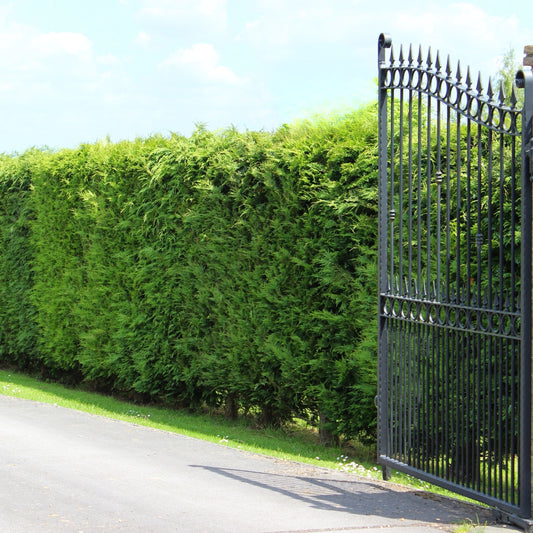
[0,0,531,153]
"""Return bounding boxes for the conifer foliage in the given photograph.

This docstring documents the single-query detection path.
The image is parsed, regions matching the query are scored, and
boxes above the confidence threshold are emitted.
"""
[0,104,379,443]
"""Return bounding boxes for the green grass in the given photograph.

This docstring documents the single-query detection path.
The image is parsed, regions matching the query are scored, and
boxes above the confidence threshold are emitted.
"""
[0,368,476,500]
[0,369,377,472]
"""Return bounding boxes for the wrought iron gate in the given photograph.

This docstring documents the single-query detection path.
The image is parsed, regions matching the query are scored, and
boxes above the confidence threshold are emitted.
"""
[377,33,533,519]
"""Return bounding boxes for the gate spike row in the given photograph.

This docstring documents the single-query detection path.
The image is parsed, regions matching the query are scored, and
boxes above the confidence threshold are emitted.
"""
[389,45,395,65]
[423,280,428,299]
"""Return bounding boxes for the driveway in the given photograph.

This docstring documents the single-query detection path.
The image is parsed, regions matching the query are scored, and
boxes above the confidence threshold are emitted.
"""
[0,395,517,532]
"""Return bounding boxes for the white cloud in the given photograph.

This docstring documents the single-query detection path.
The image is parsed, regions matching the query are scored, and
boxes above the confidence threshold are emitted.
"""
[237,0,532,88]
[159,43,246,85]
[137,0,227,31]
[135,30,151,46]
[386,2,532,80]
[0,8,137,149]
[0,19,97,79]
[239,0,367,56]
[31,31,93,59]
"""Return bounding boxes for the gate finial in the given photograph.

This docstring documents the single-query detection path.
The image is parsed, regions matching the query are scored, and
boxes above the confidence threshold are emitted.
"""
[476,72,483,94]
[465,66,472,89]
[408,44,414,66]
[378,33,392,49]
[487,77,494,100]
[498,82,505,105]
[445,56,452,79]
[435,50,441,72]
[456,60,462,82]
[417,45,423,66]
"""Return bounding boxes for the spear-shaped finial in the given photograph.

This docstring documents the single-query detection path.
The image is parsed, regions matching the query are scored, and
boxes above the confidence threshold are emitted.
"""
[426,46,433,68]
[476,72,483,94]
[487,77,494,100]
[498,81,505,105]
[435,50,441,72]
[399,44,405,65]
[456,60,462,82]
[510,84,518,108]
[445,56,452,79]
[408,44,414,66]
[465,66,472,89]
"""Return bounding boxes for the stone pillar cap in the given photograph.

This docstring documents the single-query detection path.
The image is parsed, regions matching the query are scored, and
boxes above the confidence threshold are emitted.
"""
[524,45,533,67]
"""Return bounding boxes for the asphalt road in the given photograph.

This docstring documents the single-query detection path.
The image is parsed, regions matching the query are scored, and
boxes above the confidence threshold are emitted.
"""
[0,395,518,532]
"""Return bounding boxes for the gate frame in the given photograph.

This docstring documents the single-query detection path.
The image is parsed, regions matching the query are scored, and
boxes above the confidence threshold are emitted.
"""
[377,33,533,524]
[517,64,533,523]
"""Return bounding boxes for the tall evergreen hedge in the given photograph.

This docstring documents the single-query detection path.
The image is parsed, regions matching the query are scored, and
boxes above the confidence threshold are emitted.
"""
[0,103,379,443]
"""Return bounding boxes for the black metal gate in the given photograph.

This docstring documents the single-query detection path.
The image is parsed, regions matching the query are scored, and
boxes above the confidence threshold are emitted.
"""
[377,33,533,519]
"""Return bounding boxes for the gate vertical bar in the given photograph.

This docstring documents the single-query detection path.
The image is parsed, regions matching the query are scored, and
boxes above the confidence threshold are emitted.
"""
[378,32,392,481]
[517,66,533,519]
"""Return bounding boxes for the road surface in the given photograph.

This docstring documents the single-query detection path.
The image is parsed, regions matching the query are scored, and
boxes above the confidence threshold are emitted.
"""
[0,395,517,532]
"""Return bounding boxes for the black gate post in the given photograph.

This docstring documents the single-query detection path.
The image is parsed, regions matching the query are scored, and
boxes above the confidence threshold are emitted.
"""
[517,61,533,520]
[377,32,392,482]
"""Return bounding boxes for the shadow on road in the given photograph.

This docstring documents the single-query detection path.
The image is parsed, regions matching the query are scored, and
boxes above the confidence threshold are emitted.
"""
[190,464,500,526]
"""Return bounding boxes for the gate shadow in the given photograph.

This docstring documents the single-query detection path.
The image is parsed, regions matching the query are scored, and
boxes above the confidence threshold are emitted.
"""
[190,464,498,525]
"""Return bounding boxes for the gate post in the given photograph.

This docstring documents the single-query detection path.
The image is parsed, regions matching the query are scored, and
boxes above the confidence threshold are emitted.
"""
[517,49,533,520]
[377,32,392,482]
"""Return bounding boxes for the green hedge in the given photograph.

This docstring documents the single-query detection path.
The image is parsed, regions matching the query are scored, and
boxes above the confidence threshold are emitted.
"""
[0,104,379,443]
